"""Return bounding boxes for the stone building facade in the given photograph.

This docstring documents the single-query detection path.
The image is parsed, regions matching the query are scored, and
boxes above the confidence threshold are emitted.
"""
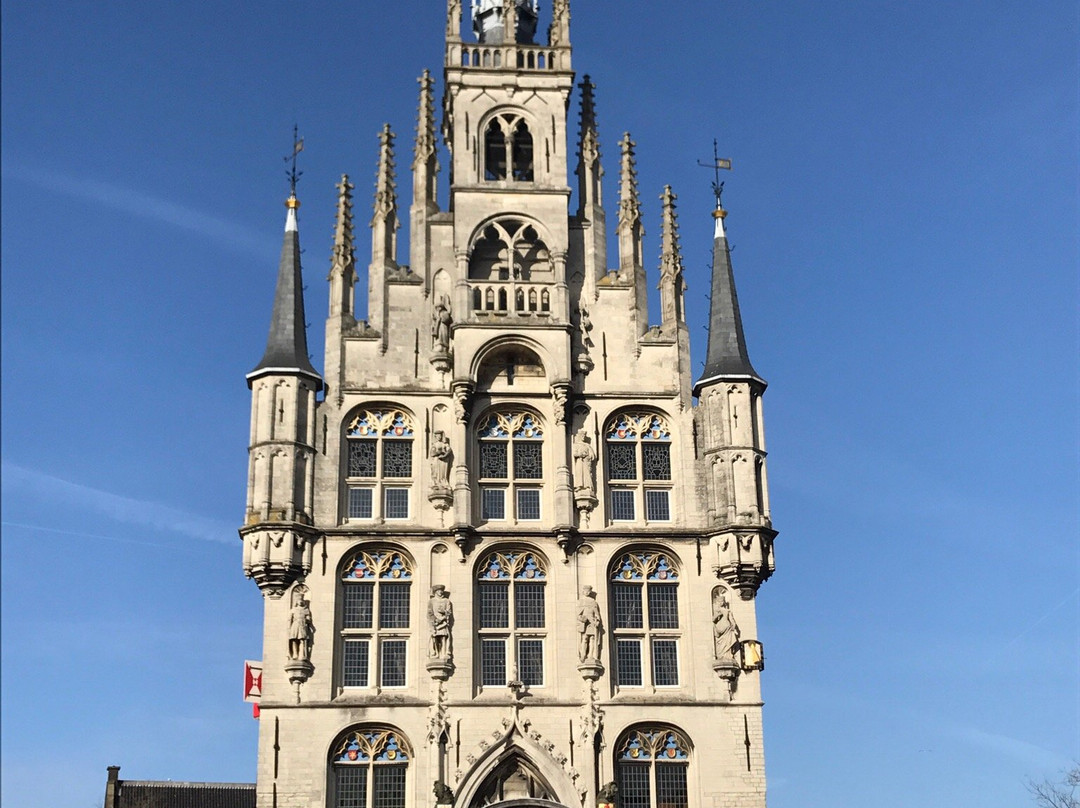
[240,2,777,806]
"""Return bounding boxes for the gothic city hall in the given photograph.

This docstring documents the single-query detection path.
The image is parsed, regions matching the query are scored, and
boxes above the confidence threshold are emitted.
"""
[240,2,777,806]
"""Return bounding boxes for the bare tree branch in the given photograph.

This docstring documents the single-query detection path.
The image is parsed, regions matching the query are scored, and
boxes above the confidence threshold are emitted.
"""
[1028,766,1080,808]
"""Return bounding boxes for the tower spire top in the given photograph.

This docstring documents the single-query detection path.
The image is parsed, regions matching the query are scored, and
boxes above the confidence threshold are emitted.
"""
[693,180,763,395]
[697,139,733,237]
[248,133,321,387]
[285,125,304,203]
[658,185,686,325]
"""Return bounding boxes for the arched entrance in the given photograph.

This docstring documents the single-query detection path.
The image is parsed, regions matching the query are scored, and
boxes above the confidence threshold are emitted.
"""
[469,754,560,807]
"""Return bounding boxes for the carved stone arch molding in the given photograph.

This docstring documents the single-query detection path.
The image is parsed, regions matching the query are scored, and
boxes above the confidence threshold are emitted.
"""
[456,718,580,808]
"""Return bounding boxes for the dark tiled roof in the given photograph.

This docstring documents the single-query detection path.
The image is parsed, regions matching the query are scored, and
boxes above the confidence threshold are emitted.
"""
[694,231,764,395]
[116,781,255,808]
[248,206,322,385]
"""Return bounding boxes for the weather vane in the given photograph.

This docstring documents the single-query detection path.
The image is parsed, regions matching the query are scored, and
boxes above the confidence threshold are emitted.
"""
[285,125,304,196]
[697,139,732,209]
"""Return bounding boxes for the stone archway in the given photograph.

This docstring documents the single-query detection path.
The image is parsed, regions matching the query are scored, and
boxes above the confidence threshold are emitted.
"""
[469,754,559,806]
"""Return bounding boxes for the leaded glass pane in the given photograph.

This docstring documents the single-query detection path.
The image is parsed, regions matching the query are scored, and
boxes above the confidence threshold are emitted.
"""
[348,487,373,519]
[342,639,370,687]
[348,440,377,477]
[516,488,541,520]
[642,442,671,481]
[514,582,545,628]
[382,441,412,478]
[335,766,368,808]
[610,489,636,521]
[518,639,544,686]
[656,763,689,808]
[480,442,508,479]
[481,639,507,686]
[513,441,543,479]
[617,763,650,808]
[343,584,374,629]
[648,585,679,629]
[613,583,643,629]
[479,582,510,628]
[381,639,407,687]
[372,766,407,808]
[645,489,671,521]
[379,583,410,629]
[607,442,637,480]
[652,639,679,687]
[481,487,506,520]
[616,639,643,687]
[384,488,409,519]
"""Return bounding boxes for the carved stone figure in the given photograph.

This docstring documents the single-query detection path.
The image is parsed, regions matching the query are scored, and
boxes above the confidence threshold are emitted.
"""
[712,587,741,664]
[429,431,453,489]
[432,296,453,352]
[288,591,315,661]
[578,303,593,347]
[572,429,597,495]
[576,585,603,662]
[552,386,569,425]
[428,585,454,660]
[453,385,471,424]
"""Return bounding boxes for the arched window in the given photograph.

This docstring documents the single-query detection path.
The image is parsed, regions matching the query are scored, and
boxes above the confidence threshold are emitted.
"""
[339,549,413,690]
[330,727,411,808]
[482,113,534,182]
[468,218,552,289]
[477,411,544,522]
[615,727,691,808]
[344,409,414,522]
[605,412,673,523]
[610,551,681,688]
[476,550,547,688]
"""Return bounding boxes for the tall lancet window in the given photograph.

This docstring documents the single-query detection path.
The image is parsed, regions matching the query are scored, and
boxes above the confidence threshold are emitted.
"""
[483,113,534,182]
[339,549,413,690]
[476,550,548,689]
[330,727,410,808]
[344,408,414,522]
[477,411,544,522]
[610,551,681,689]
[605,412,673,524]
[615,727,691,808]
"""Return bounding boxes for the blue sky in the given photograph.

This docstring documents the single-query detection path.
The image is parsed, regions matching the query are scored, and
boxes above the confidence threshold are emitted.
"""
[2,1,1077,806]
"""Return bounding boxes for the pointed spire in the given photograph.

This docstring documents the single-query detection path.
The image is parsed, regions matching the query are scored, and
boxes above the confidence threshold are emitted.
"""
[617,132,644,275]
[548,0,570,46]
[412,71,440,213]
[414,70,437,169]
[371,124,399,267]
[447,0,462,41]
[249,191,321,386]
[694,199,763,395]
[658,185,686,325]
[328,174,356,317]
[576,75,602,216]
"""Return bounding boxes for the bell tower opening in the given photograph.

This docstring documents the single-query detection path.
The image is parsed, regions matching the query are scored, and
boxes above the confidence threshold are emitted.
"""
[472,0,539,44]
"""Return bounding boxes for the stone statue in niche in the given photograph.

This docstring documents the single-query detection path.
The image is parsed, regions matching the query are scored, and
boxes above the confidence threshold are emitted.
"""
[712,587,741,664]
[427,585,454,661]
[288,588,315,662]
[432,296,453,352]
[429,431,453,489]
[572,429,597,496]
[576,585,603,662]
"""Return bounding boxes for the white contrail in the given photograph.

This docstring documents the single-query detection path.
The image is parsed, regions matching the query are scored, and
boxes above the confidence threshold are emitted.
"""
[1,461,235,545]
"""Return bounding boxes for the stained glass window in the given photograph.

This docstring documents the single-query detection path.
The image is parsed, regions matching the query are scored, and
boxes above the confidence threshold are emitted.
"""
[610,553,681,689]
[332,729,410,808]
[343,409,415,522]
[615,728,691,808]
[477,551,547,689]
[477,411,544,523]
[341,551,413,689]
[605,411,674,524]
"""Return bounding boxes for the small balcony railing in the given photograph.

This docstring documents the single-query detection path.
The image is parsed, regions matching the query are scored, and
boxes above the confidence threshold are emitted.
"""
[471,282,551,316]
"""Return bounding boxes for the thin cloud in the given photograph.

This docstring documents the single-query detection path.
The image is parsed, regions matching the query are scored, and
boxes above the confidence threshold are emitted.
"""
[1,162,274,258]
[1,461,235,545]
